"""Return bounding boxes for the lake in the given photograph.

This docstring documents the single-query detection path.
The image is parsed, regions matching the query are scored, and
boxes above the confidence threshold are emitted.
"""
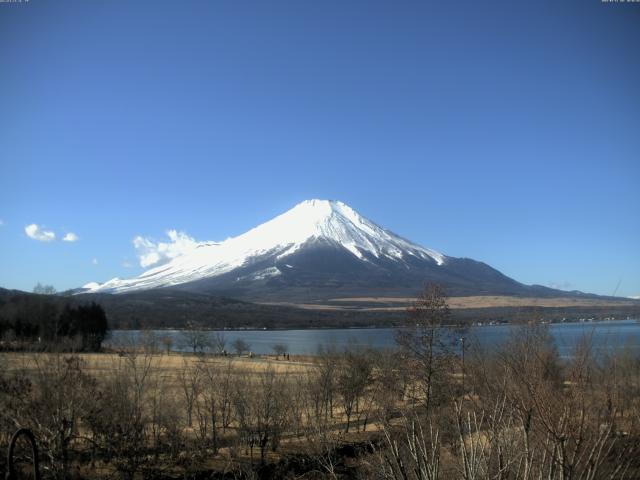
[107,319,640,358]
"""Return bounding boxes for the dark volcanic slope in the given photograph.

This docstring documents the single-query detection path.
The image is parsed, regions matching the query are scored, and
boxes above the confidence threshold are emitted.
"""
[169,241,596,302]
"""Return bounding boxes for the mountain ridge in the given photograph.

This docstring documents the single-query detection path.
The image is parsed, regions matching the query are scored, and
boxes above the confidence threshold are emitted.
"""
[80,199,600,302]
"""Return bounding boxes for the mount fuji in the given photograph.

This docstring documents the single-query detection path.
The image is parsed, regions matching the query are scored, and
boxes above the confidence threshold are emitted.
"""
[81,199,570,302]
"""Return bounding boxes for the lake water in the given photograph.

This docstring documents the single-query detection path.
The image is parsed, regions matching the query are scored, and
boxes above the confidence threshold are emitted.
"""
[108,319,640,358]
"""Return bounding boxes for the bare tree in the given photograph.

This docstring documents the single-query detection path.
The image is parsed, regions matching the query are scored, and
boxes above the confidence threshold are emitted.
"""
[373,349,409,424]
[180,322,211,354]
[85,351,156,480]
[233,366,291,464]
[272,343,288,358]
[304,413,344,480]
[336,346,373,433]
[178,358,202,428]
[378,413,441,480]
[148,364,182,462]
[196,357,235,453]
[314,344,339,424]
[396,283,458,413]
[140,329,159,354]
[232,338,251,356]
[213,331,227,354]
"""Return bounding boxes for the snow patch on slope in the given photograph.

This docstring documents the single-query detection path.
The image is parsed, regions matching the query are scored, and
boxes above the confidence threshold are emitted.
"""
[235,267,282,282]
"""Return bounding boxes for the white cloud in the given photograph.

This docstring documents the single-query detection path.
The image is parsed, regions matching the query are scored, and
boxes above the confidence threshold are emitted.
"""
[0,219,4,226]
[133,229,204,268]
[25,224,56,242]
[630,295,640,300]
[63,232,79,242]
[548,281,572,291]
[92,258,99,265]
[122,260,133,268]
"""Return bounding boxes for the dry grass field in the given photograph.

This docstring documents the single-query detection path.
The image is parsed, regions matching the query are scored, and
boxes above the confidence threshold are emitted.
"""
[0,350,317,385]
[3,315,640,479]
[0,349,395,477]
[262,294,640,312]
[333,295,640,308]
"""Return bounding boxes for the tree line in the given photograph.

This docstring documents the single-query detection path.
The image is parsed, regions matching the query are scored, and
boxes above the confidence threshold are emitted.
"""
[0,288,109,351]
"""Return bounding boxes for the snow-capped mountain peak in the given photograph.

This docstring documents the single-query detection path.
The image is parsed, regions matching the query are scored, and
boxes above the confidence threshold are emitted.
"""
[263,199,444,263]
[82,199,445,294]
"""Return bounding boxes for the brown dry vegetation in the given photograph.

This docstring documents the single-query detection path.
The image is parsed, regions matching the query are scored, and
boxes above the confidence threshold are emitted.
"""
[0,346,400,480]
[2,286,640,480]
[267,295,640,312]
[1,352,315,377]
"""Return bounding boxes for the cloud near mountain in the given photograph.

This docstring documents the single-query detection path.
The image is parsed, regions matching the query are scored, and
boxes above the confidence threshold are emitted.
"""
[133,229,210,268]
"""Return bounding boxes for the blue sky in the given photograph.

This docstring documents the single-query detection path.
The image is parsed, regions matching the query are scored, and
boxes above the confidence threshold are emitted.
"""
[0,0,638,297]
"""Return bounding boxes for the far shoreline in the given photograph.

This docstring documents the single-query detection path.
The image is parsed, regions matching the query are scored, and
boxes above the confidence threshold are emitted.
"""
[109,316,639,332]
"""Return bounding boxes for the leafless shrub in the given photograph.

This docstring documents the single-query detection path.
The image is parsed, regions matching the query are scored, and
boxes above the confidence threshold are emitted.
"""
[272,343,288,358]
[372,349,410,424]
[233,366,291,464]
[335,346,373,433]
[84,351,156,480]
[0,354,97,480]
[180,322,211,354]
[195,357,236,453]
[378,413,441,480]
[178,358,202,428]
[213,331,227,355]
[232,338,251,356]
